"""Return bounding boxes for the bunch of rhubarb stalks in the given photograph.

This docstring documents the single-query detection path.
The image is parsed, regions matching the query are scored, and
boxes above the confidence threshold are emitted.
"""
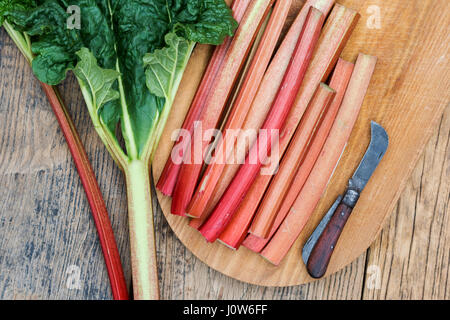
[157,0,377,266]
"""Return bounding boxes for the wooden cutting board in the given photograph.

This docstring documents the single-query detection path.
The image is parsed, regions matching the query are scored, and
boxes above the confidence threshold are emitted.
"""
[152,0,449,286]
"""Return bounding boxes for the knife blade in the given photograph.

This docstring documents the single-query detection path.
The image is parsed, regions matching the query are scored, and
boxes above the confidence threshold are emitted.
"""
[304,121,388,278]
[349,121,389,194]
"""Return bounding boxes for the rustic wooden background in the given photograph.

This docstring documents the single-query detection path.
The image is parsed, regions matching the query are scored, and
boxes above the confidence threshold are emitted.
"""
[0,23,448,299]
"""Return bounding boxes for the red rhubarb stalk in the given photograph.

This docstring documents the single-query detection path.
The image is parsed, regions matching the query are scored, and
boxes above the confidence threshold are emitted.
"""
[219,82,336,249]
[260,54,377,265]
[171,0,274,216]
[189,0,335,229]
[187,0,293,218]
[249,83,336,239]
[41,83,129,299]
[243,58,354,252]
[199,7,325,242]
[156,0,252,196]
[219,3,359,245]
[219,84,334,249]
[225,9,272,119]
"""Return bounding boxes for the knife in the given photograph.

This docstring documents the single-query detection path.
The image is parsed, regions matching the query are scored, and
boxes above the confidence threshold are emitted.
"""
[302,121,389,278]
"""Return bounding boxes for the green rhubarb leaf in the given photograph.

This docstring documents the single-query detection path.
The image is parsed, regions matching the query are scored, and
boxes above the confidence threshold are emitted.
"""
[174,0,237,45]
[74,47,120,114]
[143,33,192,100]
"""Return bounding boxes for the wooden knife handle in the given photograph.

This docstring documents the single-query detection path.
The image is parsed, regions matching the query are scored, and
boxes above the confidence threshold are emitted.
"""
[306,202,353,278]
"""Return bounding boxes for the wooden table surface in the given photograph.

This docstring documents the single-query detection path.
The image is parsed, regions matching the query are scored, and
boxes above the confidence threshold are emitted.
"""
[0,23,448,299]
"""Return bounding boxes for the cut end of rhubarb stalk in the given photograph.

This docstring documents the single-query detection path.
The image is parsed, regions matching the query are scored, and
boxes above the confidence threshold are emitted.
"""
[242,234,267,253]
[318,82,336,93]
[217,239,238,251]
[156,174,178,196]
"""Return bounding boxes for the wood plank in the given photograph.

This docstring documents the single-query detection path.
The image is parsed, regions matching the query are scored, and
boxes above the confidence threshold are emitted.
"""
[153,0,450,286]
[362,108,449,300]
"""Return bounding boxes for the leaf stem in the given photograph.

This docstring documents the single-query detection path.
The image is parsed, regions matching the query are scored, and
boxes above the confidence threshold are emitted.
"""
[77,79,128,169]
[3,21,33,63]
[116,59,139,160]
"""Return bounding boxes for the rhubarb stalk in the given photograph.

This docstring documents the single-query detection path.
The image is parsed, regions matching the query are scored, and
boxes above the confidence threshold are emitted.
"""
[216,3,359,244]
[125,160,158,299]
[171,0,274,216]
[156,0,252,196]
[270,3,359,178]
[187,0,293,218]
[243,58,354,252]
[218,82,335,249]
[199,8,325,242]
[260,53,377,265]
[189,0,335,229]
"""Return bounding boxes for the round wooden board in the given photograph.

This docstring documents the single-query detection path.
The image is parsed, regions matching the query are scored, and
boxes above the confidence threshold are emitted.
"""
[152,0,449,286]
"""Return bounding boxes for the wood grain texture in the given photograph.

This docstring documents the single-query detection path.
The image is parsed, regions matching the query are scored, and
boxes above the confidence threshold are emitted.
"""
[0,1,448,299]
[153,0,450,286]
